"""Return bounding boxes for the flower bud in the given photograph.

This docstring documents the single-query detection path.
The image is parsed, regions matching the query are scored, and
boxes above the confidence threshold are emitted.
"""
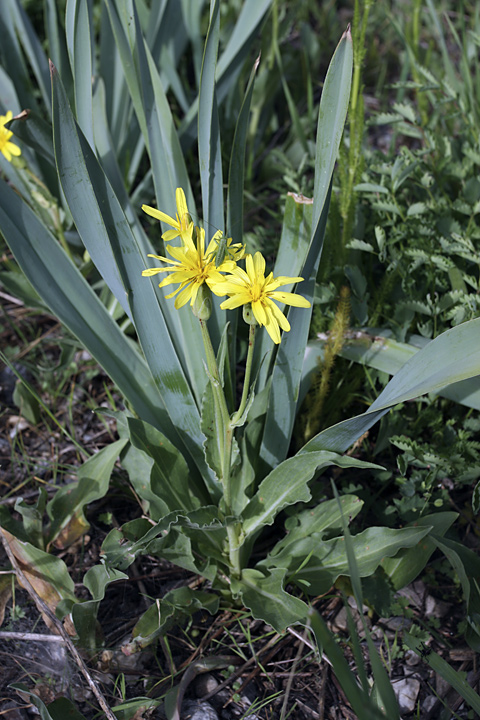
[242,303,258,326]
[192,284,212,320]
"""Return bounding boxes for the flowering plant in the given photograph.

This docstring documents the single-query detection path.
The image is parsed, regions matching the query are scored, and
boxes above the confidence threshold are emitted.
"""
[0,0,479,675]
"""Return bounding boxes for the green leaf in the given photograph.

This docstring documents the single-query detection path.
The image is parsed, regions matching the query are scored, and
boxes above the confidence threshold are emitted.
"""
[126,416,205,511]
[293,526,431,594]
[51,62,215,485]
[232,568,308,631]
[65,0,95,147]
[404,632,480,713]
[227,55,259,247]
[10,686,88,720]
[381,512,457,590]
[72,564,128,648]
[0,178,171,440]
[264,495,364,568]
[2,533,76,608]
[302,317,480,454]
[241,452,379,539]
[12,379,41,425]
[198,0,223,233]
[309,610,390,720]
[430,535,480,649]
[124,586,219,653]
[101,507,225,571]
[47,438,127,548]
[14,489,48,551]
[258,28,353,469]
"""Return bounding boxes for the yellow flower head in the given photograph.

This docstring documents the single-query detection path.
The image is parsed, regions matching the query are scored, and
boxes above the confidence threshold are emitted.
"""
[210,252,311,344]
[0,111,21,163]
[142,187,193,244]
[142,225,237,309]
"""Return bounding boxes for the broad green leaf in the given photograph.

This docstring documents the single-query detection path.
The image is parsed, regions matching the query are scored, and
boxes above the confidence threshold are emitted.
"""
[241,451,379,538]
[51,60,131,319]
[47,438,128,548]
[101,507,225,570]
[264,495,364,568]
[124,587,219,653]
[381,512,457,590]
[304,331,480,411]
[293,526,431,594]
[72,564,128,648]
[232,568,308,631]
[14,490,48,551]
[369,317,480,412]
[126,416,205,511]
[201,379,223,482]
[0,178,171,438]
[302,317,480,454]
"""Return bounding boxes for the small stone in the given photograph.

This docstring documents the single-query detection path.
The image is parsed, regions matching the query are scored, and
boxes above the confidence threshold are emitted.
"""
[182,699,219,720]
[195,673,219,697]
[391,677,420,713]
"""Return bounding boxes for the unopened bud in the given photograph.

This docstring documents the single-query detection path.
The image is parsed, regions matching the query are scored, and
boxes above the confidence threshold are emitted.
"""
[192,284,212,320]
[243,303,258,326]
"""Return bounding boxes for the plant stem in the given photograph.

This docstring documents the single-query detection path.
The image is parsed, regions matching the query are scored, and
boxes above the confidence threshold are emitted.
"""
[231,324,256,426]
[198,318,255,579]
[198,318,233,507]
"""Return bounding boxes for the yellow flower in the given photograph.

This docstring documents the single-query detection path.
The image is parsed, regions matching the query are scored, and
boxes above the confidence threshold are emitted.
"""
[210,252,311,344]
[142,187,193,244]
[0,112,21,162]
[142,225,237,309]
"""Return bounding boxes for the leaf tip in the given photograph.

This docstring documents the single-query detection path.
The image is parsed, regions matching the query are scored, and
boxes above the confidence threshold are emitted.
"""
[49,59,57,77]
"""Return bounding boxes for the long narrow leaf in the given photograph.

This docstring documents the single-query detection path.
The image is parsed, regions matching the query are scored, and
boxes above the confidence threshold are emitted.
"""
[51,62,216,491]
[0,178,171,437]
[65,0,95,148]
[301,317,480,454]
[258,27,353,469]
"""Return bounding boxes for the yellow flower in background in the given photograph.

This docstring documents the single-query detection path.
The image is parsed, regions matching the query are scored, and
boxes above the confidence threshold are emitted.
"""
[142,225,237,309]
[210,251,311,344]
[142,187,193,244]
[0,111,21,162]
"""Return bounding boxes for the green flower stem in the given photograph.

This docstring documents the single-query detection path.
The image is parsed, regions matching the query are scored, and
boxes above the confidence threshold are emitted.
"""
[231,324,256,426]
[198,318,232,495]
[198,319,256,580]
